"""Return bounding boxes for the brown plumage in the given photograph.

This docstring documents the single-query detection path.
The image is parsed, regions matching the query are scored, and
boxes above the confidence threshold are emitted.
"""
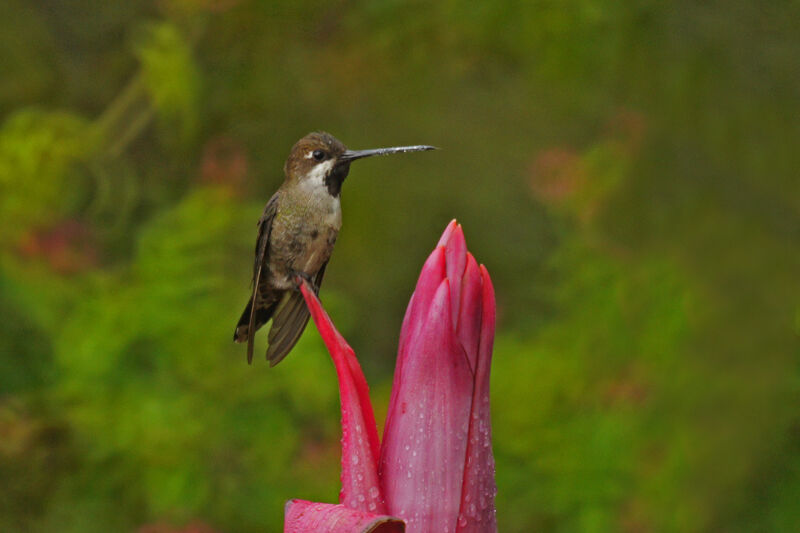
[234,132,436,365]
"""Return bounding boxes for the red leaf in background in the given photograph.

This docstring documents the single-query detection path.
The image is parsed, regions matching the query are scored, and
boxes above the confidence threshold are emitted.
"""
[17,219,98,274]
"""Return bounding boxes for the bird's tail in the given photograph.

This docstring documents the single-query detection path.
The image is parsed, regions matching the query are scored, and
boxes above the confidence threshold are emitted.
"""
[234,266,326,366]
[233,296,276,345]
[264,290,312,367]
[232,290,312,366]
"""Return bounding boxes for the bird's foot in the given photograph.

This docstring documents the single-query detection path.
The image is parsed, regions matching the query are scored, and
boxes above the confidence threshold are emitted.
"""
[291,270,317,292]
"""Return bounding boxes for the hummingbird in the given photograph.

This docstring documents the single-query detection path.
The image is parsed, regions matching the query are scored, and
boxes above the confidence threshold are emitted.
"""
[234,132,436,366]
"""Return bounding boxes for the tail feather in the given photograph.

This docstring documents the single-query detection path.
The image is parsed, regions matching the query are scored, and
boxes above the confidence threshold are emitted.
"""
[234,263,328,366]
[266,291,311,366]
[233,296,277,343]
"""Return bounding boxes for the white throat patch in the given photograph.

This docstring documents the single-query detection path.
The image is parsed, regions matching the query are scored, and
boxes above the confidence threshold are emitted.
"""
[304,160,335,189]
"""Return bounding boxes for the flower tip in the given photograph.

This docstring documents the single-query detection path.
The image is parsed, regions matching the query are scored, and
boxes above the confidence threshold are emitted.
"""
[479,263,496,333]
[436,219,459,247]
[449,223,466,252]
[442,224,467,313]
[479,264,494,292]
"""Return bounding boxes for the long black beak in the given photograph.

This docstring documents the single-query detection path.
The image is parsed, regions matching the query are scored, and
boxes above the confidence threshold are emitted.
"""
[340,144,437,162]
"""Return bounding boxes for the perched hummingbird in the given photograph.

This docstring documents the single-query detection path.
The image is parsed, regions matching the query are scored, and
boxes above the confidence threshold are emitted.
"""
[234,132,436,366]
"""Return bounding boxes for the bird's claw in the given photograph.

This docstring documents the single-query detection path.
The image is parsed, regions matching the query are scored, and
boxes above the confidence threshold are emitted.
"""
[291,271,317,292]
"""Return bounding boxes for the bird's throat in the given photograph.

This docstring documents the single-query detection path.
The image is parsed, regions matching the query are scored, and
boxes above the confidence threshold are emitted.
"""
[324,162,350,197]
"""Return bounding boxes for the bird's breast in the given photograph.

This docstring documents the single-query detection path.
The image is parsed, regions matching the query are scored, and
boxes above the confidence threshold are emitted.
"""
[268,186,341,286]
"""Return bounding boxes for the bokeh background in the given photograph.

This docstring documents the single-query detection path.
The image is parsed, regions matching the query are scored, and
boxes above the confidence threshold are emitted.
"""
[1,1,798,531]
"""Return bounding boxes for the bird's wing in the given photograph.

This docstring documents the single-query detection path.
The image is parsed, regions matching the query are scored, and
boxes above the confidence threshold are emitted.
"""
[265,261,328,367]
[246,192,280,364]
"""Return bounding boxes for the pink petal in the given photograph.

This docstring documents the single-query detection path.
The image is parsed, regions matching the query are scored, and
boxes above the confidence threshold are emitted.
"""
[456,266,497,532]
[439,222,467,327]
[456,253,482,374]
[299,282,384,514]
[284,500,405,533]
[396,246,447,361]
[390,246,447,434]
[435,219,458,248]
[380,280,473,533]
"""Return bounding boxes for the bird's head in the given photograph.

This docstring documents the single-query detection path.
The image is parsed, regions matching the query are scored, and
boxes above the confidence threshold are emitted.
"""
[284,132,436,196]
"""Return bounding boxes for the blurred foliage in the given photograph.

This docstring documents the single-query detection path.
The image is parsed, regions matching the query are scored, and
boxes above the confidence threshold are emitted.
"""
[0,1,798,532]
[133,21,200,144]
[0,110,90,241]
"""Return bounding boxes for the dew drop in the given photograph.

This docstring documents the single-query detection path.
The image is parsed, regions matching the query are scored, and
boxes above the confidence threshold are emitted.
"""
[369,486,379,498]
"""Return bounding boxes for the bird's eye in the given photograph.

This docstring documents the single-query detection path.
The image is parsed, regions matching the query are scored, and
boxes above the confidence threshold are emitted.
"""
[312,149,326,161]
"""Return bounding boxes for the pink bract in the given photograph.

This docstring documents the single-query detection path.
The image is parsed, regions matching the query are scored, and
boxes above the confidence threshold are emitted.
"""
[286,220,496,533]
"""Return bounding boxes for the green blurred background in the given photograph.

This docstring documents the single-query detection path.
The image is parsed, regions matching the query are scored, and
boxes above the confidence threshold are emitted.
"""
[1,1,798,531]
